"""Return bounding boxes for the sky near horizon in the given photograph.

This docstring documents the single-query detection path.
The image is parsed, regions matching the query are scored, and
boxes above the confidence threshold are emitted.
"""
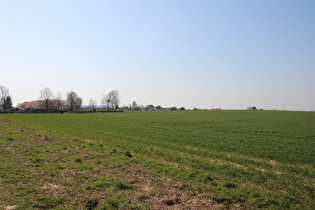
[1,0,314,111]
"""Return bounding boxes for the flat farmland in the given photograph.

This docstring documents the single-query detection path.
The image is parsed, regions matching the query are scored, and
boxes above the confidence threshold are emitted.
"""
[1,110,314,209]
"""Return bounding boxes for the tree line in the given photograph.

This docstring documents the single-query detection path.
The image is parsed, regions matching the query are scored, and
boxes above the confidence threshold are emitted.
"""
[0,85,120,113]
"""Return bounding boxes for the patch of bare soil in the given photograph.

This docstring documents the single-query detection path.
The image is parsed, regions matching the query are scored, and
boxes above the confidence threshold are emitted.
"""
[0,118,11,123]
[0,205,19,210]
[114,165,225,209]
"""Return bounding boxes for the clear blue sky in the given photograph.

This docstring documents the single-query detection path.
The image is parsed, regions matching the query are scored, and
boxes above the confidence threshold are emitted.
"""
[1,0,314,110]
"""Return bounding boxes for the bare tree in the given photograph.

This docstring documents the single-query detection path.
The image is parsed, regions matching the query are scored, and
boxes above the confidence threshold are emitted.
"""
[0,86,12,112]
[107,90,120,111]
[100,91,120,111]
[54,92,65,111]
[0,86,9,102]
[66,91,82,112]
[101,94,109,109]
[89,98,97,110]
[40,87,53,113]
[75,97,82,111]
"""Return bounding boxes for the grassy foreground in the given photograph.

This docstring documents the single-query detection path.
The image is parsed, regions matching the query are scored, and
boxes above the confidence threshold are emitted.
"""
[1,110,314,209]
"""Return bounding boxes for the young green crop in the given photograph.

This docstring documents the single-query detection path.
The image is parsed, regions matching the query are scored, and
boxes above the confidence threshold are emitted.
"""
[2,110,315,209]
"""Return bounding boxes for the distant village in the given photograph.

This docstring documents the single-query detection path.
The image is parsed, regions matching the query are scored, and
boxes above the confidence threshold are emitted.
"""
[1,85,263,113]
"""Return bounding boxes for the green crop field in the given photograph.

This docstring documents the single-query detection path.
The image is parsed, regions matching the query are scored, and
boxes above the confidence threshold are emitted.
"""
[1,110,314,209]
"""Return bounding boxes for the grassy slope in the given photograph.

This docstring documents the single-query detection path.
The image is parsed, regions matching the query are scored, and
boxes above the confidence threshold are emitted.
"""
[1,110,315,209]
